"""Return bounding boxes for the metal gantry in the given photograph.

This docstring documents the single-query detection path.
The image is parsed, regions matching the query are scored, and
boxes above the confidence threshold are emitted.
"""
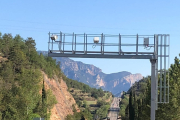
[48,32,170,120]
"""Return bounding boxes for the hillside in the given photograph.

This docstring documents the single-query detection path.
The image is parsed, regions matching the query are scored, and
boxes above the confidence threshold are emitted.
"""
[0,33,112,120]
[38,51,143,94]
[43,70,113,120]
[0,34,60,120]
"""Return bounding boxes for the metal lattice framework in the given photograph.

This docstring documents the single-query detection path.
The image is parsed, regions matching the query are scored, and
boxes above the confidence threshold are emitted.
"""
[48,32,170,120]
[155,35,170,111]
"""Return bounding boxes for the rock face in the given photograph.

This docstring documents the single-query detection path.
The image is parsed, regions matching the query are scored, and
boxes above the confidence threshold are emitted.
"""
[42,72,80,120]
[104,73,143,94]
[38,51,143,95]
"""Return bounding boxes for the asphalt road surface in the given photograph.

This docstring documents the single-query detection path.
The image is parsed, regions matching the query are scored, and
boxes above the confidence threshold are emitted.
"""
[108,97,120,120]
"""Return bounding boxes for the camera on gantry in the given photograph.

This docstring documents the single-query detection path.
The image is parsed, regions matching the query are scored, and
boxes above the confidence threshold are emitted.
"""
[50,34,58,41]
[92,37,99,48]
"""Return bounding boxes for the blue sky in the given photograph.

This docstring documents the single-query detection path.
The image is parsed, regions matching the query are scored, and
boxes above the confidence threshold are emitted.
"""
[0,0,179,76]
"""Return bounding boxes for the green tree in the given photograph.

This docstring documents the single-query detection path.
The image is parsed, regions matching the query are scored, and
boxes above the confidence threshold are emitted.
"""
[129,91,134,120]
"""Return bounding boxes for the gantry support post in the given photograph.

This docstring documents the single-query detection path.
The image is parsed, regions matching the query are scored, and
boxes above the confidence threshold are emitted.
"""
[150,59,157,120]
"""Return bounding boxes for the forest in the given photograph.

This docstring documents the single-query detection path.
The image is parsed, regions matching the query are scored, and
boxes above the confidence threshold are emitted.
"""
[0,33,62,120]
[120,55,180,120]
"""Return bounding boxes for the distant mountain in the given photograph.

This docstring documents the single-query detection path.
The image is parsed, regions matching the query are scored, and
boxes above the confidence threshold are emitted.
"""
[38,51,143,94]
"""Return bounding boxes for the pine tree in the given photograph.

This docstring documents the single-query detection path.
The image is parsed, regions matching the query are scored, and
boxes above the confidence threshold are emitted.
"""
[129,91,134,120]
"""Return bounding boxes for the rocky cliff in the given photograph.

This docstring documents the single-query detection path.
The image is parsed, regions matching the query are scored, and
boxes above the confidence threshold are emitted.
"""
[42,72,80,120]
[104,73,143,94]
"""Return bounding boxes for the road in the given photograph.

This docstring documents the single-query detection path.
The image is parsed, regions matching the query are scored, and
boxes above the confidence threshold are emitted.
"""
[108,97,120,120]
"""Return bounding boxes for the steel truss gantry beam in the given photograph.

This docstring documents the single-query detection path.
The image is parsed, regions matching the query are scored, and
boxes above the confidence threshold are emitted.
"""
[48,32,170,120]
